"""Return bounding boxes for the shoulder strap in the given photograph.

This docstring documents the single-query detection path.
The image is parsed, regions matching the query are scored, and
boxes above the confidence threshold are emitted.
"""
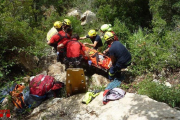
[57,33,62,41]
[12,93,26,109]
[57,33,68,43]
[66,40,82,50]
[92,52,99,66]
[65,33,67,38]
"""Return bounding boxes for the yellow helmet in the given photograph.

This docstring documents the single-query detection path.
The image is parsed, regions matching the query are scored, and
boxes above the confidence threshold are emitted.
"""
[63,19,71,26]
[53,21,62,29]
[104,32,114,41]
[88,29,97,37]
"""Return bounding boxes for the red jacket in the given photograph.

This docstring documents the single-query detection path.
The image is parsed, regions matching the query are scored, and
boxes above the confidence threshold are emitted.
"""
[49,31,71,45]
[62,38,85,58]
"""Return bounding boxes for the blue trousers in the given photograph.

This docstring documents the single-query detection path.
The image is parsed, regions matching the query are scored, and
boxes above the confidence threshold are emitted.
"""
[108,62,129,80]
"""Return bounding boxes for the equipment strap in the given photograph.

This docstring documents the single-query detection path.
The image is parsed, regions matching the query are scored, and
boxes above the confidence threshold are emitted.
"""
[57,33,68,43]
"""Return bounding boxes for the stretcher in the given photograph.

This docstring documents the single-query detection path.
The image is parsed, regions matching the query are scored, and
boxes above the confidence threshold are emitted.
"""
[81,46,112,72]
[66,68,87,96]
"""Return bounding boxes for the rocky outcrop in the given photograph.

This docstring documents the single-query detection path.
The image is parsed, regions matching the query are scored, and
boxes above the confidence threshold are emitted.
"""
[80,10,96,25]
[17,52,40,70]
[15,49,57,73]
[67,9,96,25]
[89,74,109,89]
[14,52,180,120]
[47,62,66,83]
[27,92,180,120]
[67,9,81,19]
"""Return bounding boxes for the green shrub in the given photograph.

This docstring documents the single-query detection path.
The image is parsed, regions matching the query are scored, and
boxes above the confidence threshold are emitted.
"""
[138,79,180,108]
[126,26,180,75]
[0,3,47,81]
[113,18,131,45]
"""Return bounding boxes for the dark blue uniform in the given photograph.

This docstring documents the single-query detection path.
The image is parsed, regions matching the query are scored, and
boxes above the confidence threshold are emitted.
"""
[86,35,103,50]
[108,41,131,80]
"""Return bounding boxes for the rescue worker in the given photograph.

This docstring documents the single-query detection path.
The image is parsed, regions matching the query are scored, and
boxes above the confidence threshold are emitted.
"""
[57,34,86,69]
[62,19,72,34]
[47,22,71,62]
[100,24,119,54]
[80,29,103,50]
[104,32,131,81]
[46,21,63,42]
[46,21,63,51]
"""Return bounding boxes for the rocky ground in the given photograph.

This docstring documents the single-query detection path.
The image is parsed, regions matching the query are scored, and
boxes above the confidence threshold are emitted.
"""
[2,53,180,120]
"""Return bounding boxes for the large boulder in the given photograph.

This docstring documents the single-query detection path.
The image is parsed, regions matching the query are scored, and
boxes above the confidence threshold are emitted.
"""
[47,62,66,83]
[67,9,81,19]
[89,74,109,90]
[15,49,57,72]
[80,10,96,25]
[67,9,96,25]
[17,52,39,70]
[27,92,180,120]
[38,54,57,71]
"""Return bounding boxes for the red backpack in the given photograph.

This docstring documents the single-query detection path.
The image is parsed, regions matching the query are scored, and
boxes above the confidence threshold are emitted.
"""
[29,75,55,96]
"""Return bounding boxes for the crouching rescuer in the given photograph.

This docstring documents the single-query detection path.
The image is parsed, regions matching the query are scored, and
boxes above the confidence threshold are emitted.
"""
[104,32,132,81]
[57,34,86,69]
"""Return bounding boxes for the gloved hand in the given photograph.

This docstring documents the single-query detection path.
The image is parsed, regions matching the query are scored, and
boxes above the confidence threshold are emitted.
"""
[88,60,92,65]
[83,43,88,46]
[57,52,60,62]
[103,50,106,54]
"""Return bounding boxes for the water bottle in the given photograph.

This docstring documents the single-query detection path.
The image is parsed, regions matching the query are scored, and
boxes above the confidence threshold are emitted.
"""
[88,60,92,66]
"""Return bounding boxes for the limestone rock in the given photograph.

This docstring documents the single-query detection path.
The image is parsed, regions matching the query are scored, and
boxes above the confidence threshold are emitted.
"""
[38,54,57,71]
[1,97,14,111]
[164,81,172,87]
[67,9,96,25]
[47,62,66,83]
[90,74,109,89]
[80,10,96,25]
[67,9,81,19]
[17,52,39,70]
[27,92,180,120]
[23,76,30,83]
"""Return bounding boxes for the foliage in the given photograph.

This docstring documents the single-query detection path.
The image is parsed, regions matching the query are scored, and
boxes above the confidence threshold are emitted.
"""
[0,0,180,111]
[113,18,131,44]
[93,0,152,30]
[0,0,47,81]
[138,79,180,108]
[124,26,180,75]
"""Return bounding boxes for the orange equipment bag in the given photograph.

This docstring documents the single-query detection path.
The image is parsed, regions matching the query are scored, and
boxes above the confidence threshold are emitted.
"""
[10,84,26,109]
[81,46,112,71]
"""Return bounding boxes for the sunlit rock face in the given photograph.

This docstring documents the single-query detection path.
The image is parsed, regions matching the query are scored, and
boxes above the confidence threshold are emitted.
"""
[27,92,180,120]
[67,9,96,26]
[67,9,81,19]
[80,10,96,25]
